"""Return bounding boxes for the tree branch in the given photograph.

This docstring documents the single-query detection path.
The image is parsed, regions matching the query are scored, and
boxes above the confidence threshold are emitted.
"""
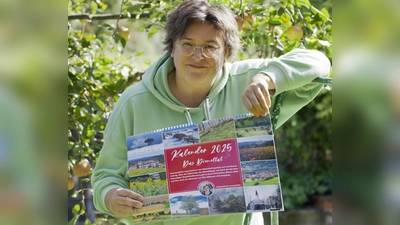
[68,13,150,21]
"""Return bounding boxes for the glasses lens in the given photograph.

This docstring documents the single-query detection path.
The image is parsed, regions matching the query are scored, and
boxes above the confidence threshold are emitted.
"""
[177,42,219,58]
[178,42,194,56]
[202,45,219,58]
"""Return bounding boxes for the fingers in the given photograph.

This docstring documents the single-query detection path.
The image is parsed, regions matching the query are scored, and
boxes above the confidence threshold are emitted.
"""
[242,80,271,117]
[116,188,144,205]
[105,188,144,218]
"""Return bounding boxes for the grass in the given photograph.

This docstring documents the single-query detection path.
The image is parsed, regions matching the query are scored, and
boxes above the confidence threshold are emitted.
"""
[172,213,200,219]
[243,177,279,186]
[236,128,269,137]
[200,119,236,142]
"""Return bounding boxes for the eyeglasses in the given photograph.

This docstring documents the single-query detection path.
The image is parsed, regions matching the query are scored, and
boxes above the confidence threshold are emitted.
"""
[176,42,221,58]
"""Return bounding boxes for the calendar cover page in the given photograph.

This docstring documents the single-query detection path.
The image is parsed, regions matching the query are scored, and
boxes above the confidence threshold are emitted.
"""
[126,114,283,223]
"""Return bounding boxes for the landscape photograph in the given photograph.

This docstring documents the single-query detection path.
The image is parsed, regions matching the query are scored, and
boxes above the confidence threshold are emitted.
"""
[207,187,246,215]
[237,135,276,161]
[244,185,283,212]
[129,171,168,197]
[162,124,200,149]
[128,151,165,177]
[127,131,164,158]
[132,194,171,223]
[169,191,210,219]
[199,116,236,142]
[240,160,279,186]
[234,114,273,137]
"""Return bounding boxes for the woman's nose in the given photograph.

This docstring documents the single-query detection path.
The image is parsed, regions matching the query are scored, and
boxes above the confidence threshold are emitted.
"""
[192,47,204,60]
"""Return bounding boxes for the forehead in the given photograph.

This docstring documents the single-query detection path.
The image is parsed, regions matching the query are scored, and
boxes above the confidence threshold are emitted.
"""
[180,21,223,44]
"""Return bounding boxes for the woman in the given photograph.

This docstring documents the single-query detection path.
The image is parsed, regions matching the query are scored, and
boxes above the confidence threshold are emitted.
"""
[91,0,330,224]
[201,184,213,196]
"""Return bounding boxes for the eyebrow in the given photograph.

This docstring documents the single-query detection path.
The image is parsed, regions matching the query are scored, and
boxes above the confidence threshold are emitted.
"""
[180,36,219,44]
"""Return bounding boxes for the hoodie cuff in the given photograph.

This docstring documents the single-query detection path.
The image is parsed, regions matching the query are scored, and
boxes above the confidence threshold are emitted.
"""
[99,184,123,217]
[261,64,290,96]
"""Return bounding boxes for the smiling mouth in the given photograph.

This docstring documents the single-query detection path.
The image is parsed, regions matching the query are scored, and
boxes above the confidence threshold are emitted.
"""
[188,64,206,69]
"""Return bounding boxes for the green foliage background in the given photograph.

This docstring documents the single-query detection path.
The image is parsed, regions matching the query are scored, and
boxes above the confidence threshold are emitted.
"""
[68,0,331,224]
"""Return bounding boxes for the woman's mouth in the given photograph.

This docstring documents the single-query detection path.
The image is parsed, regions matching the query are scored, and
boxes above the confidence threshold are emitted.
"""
[188,64,206,69]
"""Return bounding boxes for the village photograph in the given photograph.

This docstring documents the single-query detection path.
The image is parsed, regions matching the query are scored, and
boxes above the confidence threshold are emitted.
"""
[240,160,279,186]
[234,114,273,138]
[207,187,246,215]
[243,185,283,212]
[128,150,165,177]
[169,191,210,219]
[162,124,200,149]
[132,194,171,223]
[237,135,276,161]
[199,116,236,142]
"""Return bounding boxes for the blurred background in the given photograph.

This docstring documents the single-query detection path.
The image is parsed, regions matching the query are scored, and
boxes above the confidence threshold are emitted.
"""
[0,0,399,224]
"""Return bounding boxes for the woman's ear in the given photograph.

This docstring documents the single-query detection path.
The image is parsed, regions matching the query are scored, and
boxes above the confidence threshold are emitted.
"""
[171,48,175,58]
[224,50,229,62]
[171,41,176,58]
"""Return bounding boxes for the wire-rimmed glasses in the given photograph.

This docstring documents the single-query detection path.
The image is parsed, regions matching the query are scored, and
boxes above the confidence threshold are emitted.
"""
[176,42,221,58]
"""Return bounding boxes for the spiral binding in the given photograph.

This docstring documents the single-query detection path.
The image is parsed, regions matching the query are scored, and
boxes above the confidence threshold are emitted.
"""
[162,123,197,132]
[128,113,267,139]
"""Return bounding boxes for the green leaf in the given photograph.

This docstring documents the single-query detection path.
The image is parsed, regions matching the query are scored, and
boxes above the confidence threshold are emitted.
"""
[120,37,126,48]
[320,7,330,19]
[295,0,311,8]
[115,79,127,92]
[98,23,113,29]
[95,99,105,111]
[148,27,159,39]
[72,203,81,214]
[311,6,329,22]
[252,7,265,15]
[268,6,276,13]
[86,129,94,138]
[268,19,282,26]
[127,2,145,12]
[68,215,80,225]
[84,218,93,225]
[91,2,98,14]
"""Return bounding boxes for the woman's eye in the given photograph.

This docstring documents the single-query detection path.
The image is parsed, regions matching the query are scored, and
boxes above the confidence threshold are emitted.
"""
[204,45,217,50]
[181,42,194,47]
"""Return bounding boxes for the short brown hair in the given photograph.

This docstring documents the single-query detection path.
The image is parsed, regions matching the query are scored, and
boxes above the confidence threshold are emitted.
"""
[163,0,241,61]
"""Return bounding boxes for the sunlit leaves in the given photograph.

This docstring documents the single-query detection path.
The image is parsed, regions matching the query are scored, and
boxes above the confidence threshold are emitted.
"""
[231,0,332,61]
[295,0,311,8]
[148,27,159,39]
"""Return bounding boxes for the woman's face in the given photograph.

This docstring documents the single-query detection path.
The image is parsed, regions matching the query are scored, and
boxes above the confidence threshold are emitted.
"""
[204,185,210,192]
[171,21,225,87]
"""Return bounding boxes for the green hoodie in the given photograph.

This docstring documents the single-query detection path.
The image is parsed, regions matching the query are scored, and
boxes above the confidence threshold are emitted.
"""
[91,48,330,225]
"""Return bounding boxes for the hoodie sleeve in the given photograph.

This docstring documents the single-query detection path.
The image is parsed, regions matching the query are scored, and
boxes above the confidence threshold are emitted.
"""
[90,95,134,218]
[262,48,331,128]
[263,48,331,96]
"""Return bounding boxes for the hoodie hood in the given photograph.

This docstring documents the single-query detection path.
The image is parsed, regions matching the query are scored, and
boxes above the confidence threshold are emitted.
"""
[141,52,229,121]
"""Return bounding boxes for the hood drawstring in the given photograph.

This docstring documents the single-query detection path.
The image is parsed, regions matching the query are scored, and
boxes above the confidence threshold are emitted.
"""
[203,97,211,121]
[184,97,211,124]
[184,108,193,124]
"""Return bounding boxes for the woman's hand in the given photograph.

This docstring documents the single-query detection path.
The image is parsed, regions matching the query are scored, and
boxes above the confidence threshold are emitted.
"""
[242,73,275,117]
[105,188,144,218]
